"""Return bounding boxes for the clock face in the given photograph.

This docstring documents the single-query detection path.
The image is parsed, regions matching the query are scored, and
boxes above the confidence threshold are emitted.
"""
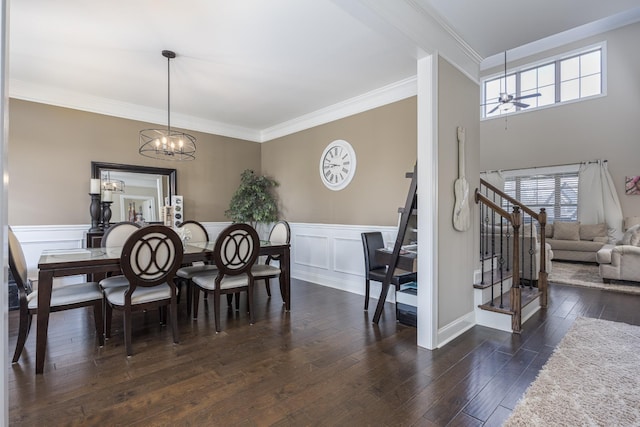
[319,139,356,191]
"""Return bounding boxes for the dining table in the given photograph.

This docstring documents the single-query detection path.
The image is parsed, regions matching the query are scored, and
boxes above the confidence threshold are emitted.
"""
[35,239,291,374]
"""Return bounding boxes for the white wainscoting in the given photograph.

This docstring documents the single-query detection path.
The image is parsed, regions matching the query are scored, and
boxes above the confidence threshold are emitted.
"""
[288,222,399,302]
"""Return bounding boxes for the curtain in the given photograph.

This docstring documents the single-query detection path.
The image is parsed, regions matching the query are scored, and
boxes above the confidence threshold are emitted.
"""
[578,160,624,242]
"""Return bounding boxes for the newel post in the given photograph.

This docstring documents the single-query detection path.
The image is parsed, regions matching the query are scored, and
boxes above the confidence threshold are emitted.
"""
[538,208,548,308]
[510,206,522,333]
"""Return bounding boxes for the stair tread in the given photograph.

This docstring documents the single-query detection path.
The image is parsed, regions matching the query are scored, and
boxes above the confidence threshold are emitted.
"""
[477,287,541,314]
[473,268,513,289]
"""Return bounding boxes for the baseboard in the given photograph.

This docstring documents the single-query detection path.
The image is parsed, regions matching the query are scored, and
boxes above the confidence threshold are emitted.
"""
[437,311,475,347]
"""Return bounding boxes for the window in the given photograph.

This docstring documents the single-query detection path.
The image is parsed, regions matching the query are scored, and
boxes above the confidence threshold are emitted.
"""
[502,166,580,223]
[482,46,604,118]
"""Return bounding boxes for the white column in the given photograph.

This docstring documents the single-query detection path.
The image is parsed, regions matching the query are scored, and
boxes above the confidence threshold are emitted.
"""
[417,54,438,350]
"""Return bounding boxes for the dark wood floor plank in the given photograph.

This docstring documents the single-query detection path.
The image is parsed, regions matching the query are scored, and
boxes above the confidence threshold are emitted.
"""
[8,279,640,426]
[462,347,537,422]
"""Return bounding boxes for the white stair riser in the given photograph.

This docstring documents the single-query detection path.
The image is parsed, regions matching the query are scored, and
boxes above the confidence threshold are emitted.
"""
[474,279,512,306]
[474,294,542,332]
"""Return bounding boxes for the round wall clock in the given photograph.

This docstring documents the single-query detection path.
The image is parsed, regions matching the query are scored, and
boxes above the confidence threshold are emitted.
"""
[319,139,357,191]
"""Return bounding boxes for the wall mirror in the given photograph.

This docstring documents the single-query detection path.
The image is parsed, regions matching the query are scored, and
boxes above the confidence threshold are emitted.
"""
[91,162,176,224]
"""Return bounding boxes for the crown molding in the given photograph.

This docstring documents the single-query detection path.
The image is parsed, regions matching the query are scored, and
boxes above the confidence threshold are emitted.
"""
[260,76,417,142]
[481,6,640,71]
[10,76,418,144]
[9,79,263,142]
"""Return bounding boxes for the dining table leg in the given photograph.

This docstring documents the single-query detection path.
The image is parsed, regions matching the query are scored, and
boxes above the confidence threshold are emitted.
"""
[36,270,54,374]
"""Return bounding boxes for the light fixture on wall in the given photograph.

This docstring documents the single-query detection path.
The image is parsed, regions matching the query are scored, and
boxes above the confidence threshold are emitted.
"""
[139,50,196,161]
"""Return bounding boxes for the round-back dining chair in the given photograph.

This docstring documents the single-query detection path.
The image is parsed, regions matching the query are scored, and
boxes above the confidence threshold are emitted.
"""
[191,223,260,332]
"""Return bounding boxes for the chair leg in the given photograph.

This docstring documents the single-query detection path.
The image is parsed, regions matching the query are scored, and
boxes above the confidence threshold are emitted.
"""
[235,292,240,311]
[248,284,255,325]
[170,295,179,344]
[176,278,183,304]
[186,280,193,316]
[265,278,272,297]
[12,310,31,363]
[226,294,233,307]
[159,307,167,325]
[214,291,221,332]
[278,274,286,303]
[192,288,200,319]
[364,279,370,310]
[124,306,133,356]
[105,304,113,339]
[93,301,105,347]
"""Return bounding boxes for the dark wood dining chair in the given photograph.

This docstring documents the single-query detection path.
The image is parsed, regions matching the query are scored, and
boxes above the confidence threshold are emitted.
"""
[191,223,260,332]
[98,221,141,337]
[8,227,104,363]
[361,231,417,310]
[252,220,290,301]
[175,220,218,313]
[103,225,183,356]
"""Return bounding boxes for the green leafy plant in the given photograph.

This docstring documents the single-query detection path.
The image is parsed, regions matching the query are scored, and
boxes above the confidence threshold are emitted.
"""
[225,169,279,229]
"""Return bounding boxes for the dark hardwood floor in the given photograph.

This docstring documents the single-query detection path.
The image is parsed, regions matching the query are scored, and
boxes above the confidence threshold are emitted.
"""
[8,279,640,426]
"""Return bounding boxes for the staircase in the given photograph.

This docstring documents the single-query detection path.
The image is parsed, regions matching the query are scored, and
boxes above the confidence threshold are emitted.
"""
[474,179,549,333]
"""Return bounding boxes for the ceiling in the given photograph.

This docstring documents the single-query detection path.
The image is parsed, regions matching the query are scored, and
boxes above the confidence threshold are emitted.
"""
[8,0,640,142]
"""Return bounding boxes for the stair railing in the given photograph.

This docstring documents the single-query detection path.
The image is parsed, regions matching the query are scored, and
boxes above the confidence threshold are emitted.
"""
[475,179,549,333]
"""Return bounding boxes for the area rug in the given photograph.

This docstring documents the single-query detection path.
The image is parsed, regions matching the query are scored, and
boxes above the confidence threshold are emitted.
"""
[549,261,640,295]
[505,317,640,426]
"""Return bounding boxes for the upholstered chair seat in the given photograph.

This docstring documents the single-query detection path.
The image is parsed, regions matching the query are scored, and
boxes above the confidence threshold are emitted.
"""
[27,283,104,310]
[103,283,172,306]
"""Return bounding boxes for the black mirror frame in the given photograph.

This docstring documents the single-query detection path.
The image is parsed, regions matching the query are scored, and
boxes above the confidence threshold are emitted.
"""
[91,161,177,224]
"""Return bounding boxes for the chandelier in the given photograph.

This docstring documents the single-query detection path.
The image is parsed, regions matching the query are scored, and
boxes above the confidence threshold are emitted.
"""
[101,170,125,193]
[139,50,196,161]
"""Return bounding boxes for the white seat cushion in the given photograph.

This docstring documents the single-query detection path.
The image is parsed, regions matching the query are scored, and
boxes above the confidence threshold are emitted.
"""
[192,273,249,291]
[99,275,129,289]
[252,264,281,277]
[27,282,103,309]
[103,283,172,306]
[176,264,218,279]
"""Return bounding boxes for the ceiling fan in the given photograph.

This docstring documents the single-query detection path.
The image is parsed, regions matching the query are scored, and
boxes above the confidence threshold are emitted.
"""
[485,51,541,114]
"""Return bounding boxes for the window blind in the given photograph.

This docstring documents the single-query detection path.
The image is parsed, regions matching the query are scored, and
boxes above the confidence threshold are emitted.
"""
[503,172,579,222]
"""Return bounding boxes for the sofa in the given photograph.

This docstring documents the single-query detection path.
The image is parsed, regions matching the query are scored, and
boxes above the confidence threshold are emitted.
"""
[597,224,640,283]
[545,221,609,263]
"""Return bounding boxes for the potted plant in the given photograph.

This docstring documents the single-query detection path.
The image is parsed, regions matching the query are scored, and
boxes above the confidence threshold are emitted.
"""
[225,169,279,231]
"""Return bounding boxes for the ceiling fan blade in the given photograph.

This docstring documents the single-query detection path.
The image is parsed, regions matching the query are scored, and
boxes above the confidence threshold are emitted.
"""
[513,101,529,108]
[514,93,541,101]
[487,104,501,114]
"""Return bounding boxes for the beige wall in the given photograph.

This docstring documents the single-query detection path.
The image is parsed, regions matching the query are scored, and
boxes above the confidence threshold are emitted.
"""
[261,98,417,226]
[8,99,261,225]
[481,22,640,219]
[437,56,481,327]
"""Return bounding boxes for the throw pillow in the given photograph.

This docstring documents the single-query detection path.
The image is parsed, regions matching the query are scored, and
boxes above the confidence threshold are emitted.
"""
[579,223,607,241]
[553,221,580,240]
[621,224,640,245]
[631,230,640,246]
